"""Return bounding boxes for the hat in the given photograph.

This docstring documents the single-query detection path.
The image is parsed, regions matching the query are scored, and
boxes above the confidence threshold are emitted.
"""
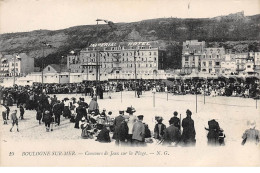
[108,111,112,115]
[81,117,86,121]
[91,111,95,114]
[173,111,178,116]
[156,116,163,122]
[103,108,106,111]
[137,115,144,120]
[126,106,136,114]
[119,110,124,114]
[186,109,192,116]
[123,115,130,119]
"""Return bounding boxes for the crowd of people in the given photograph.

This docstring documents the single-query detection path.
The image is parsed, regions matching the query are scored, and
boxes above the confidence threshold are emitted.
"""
[1,93,259,147]
[0,78,259,147]
[1,78,259,105]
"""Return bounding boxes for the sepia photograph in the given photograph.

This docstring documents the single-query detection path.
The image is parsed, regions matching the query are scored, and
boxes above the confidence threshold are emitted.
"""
[0,0,260,167]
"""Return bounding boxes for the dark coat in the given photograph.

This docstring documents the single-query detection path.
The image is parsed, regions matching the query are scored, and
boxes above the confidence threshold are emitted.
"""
[76,106,87,121]
[97,127,111,143]
[118,121,129,141]
[53,103,63,115]
[171,116,180,129]
[112,115,125,139]
[205,119,220,145]
[43,112,52,123]
[154,123,166,139]
[163,125,181,145]
[181,116,196,144]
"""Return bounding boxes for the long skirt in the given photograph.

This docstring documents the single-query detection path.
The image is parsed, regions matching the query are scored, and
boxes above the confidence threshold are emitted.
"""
[63,106,71,118]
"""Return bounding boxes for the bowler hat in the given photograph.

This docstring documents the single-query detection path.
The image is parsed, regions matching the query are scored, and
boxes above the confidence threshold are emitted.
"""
[137,115,144,120]
[126,106,136,114]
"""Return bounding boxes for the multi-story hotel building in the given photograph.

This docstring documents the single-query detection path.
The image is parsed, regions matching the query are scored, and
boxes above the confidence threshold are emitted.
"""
[0,53,34,77]
[201,47,225,74]
[181,40,205,74]
[67,41,167,80]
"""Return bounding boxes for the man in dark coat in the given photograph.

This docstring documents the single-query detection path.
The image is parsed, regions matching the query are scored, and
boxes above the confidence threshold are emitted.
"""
[163,118,181,146]
[75,104,87,129]
[205,119,221,145]
[52,101,63,126]
[154,116,166,140]
[118,115,130,146]
[181,109,196,146]
[96,124,111,143]
[171,111,180,129]
[112,110,125,145]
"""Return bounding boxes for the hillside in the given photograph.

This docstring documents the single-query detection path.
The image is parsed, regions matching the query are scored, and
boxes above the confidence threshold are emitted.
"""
[0,11,259,69]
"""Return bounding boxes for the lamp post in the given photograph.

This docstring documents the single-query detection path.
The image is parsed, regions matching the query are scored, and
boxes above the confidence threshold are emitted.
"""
[41,42,53,94]
[134,49,139,97]
[13,54,20,86]
[95,19,115,100]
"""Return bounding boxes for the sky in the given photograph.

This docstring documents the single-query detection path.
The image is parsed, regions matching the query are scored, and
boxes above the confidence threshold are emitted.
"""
[0,0,259,34]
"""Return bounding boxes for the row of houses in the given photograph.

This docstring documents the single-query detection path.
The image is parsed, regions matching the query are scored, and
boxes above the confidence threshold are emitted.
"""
[181,40,260,76]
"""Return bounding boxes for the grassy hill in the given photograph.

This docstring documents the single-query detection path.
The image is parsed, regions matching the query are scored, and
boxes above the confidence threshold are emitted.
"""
[0,11,259,69]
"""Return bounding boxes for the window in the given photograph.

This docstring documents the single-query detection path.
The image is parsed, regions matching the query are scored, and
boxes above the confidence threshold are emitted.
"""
[150,64,152,67]
[48,67,51,71]
[203,62,206,67]
[209,61,212,66]
[247,65,251,68]
[217,55,219,59]
[154,58,157,61]
[154,52,157,55]
[185,57,189,61]
[215,62,220,66]
[149,52,152,56]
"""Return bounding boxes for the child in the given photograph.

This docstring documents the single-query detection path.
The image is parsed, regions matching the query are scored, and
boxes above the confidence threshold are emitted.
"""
[10,110,19,132]
[43,110,52,132]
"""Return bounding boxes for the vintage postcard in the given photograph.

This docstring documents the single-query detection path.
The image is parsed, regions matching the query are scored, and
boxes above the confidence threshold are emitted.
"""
[0,0,260,167]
